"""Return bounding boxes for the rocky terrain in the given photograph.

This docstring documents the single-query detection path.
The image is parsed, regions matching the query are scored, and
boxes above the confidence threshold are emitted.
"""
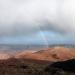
[0,46,75,61]
[0,46,75,75]
[15,47,75,61]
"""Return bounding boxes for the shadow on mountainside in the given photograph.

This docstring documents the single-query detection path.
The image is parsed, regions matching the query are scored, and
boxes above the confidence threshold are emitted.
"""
[45,59,75,75]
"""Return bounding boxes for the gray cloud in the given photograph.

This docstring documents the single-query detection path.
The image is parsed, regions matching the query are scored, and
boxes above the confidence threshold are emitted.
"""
[0,0,75,36]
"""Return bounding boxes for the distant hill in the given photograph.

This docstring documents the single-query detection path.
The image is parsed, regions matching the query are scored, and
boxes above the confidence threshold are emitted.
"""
[15,47,75,61]
[0,46,75,61]
[0,44,75,51]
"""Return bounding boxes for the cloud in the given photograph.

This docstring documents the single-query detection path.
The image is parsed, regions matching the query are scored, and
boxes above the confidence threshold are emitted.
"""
[0,0,75,36]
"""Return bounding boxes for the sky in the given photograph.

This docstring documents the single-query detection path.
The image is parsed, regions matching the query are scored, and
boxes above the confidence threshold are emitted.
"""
[0,0,75,45]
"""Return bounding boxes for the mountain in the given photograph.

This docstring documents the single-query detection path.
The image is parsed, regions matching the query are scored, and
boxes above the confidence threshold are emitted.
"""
[15,47,75,61]
[0,46,75,61]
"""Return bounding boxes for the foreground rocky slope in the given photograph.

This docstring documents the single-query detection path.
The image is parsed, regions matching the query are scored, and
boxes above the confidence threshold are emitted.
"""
[45,59,75,73]
[0,58,75,75]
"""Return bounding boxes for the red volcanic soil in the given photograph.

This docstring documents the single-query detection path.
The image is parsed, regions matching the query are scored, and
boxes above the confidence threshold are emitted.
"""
[0,47,75,61]
[15,47,75,61]
[0,53,12,60]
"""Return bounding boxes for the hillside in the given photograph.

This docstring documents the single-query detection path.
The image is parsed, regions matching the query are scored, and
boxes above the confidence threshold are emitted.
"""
[15,47,75,61]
